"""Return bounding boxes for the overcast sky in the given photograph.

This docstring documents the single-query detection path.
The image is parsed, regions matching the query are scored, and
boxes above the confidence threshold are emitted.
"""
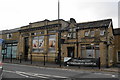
[0,0,119,30]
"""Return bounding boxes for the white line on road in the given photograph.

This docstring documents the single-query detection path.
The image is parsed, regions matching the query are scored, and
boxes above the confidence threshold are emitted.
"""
[93,72,116,77]
[3,70,68,79]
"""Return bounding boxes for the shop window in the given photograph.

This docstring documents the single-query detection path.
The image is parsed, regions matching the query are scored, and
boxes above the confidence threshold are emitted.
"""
[81,44,100,58]
[95,50,100,58]
[100,30,105,36]
[7,33,12,39]
[32,36,44,53]
[86,49,94,58]
[48,35,56,53]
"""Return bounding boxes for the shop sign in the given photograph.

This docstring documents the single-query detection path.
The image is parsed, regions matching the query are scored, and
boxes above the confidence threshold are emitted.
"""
[65,58,100,66]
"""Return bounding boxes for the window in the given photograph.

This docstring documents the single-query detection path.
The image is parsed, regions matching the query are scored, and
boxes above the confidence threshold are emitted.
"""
[7,33,12,39]
[32,36,44,53]
[31,33,36,35]
[90,31,94,37]
[73,28,76,31]
[85,31,89,37]
[67,33,76,39]
[48,30,56,33]
[69,29,72,32]
[100,30,105,36]
[73,33,76,38]
[48,35,56,53]
[95,50,100,58]
[67,33,72,38]
[31,31,44,36]
[81,44,100,58]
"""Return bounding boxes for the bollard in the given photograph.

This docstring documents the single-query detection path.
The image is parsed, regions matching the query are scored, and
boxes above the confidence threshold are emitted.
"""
[31,54,32,64]
[44,55,45,66]
[20,54,22,63]
[98,57,101,69]
[10,54,12,63]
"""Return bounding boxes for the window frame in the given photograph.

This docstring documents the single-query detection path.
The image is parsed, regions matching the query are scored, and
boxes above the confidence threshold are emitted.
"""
[100,30,105,36]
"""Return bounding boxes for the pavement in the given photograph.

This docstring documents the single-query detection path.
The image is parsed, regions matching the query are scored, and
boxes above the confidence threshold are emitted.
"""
[3,59,120,73]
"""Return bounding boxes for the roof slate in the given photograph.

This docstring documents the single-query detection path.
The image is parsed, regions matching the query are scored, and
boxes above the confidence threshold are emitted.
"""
[77,19,112,29]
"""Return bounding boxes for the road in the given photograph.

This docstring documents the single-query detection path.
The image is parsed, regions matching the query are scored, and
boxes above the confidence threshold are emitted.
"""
[2,63,119,80]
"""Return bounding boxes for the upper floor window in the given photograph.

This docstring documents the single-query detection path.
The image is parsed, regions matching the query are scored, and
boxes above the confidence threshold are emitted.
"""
[31,31,44,35]
[7,33,12,39]
[100,30,105,36]
[85,31,89,37]
[67,28,76,39]
[48,30,56,33]
[90,31,95,37]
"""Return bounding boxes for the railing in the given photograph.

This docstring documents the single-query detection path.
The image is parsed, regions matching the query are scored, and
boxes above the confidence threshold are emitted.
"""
[2,54,101,69]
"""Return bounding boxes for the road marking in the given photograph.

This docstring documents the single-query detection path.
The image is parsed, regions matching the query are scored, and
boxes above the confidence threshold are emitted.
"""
[3,70,68,79]
[16,71,29,78]
[93,72,116,77]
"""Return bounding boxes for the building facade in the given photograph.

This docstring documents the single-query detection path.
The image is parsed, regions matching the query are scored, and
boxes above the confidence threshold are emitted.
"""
[0,18,116,67]
[113,28,120,64]
[18,19,68,61]
[0,28,20,58]
[61,18,114,67]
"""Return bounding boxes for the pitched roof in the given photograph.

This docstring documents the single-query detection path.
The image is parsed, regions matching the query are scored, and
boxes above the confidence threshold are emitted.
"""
[77,19,112,29]
[61,19,112,31]
[114,28,120,35]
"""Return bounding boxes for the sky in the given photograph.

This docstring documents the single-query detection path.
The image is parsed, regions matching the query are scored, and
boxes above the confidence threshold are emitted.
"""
[0,0,119,30]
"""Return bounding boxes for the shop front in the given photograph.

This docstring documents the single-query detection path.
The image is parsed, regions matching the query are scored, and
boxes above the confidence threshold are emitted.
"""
[2,40,18,59]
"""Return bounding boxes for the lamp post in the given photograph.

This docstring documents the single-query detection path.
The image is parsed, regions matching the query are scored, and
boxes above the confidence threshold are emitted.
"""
[58,29,61,67]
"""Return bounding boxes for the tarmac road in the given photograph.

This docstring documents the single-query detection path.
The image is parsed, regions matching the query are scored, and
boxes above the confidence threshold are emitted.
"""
[2,63,119,80]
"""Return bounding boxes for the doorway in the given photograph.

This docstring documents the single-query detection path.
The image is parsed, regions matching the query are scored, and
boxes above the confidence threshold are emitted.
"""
[24,37,29,61]
[67,47,75,58]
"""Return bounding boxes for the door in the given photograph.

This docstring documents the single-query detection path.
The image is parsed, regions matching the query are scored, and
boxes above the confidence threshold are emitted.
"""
[67,47,74,58]
[24,37,29,60]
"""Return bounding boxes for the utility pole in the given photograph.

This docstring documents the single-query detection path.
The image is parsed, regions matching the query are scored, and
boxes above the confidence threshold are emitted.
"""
[58,0,61,67]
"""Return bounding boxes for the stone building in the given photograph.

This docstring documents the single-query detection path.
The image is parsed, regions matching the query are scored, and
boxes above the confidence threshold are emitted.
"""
[18,19,68,61]
[113,28,120,64]
[0,18,116,67]
[61,18,114,67]
[0,28,20,58]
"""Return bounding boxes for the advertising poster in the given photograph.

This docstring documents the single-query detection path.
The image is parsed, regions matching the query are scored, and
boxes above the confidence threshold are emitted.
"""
[49,35,56,52]
[32,37,39,52]
[33,37,39,49]
[38,36,44,52]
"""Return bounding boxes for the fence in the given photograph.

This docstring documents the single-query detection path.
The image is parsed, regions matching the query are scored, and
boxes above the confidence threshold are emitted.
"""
[2,54,101,69]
